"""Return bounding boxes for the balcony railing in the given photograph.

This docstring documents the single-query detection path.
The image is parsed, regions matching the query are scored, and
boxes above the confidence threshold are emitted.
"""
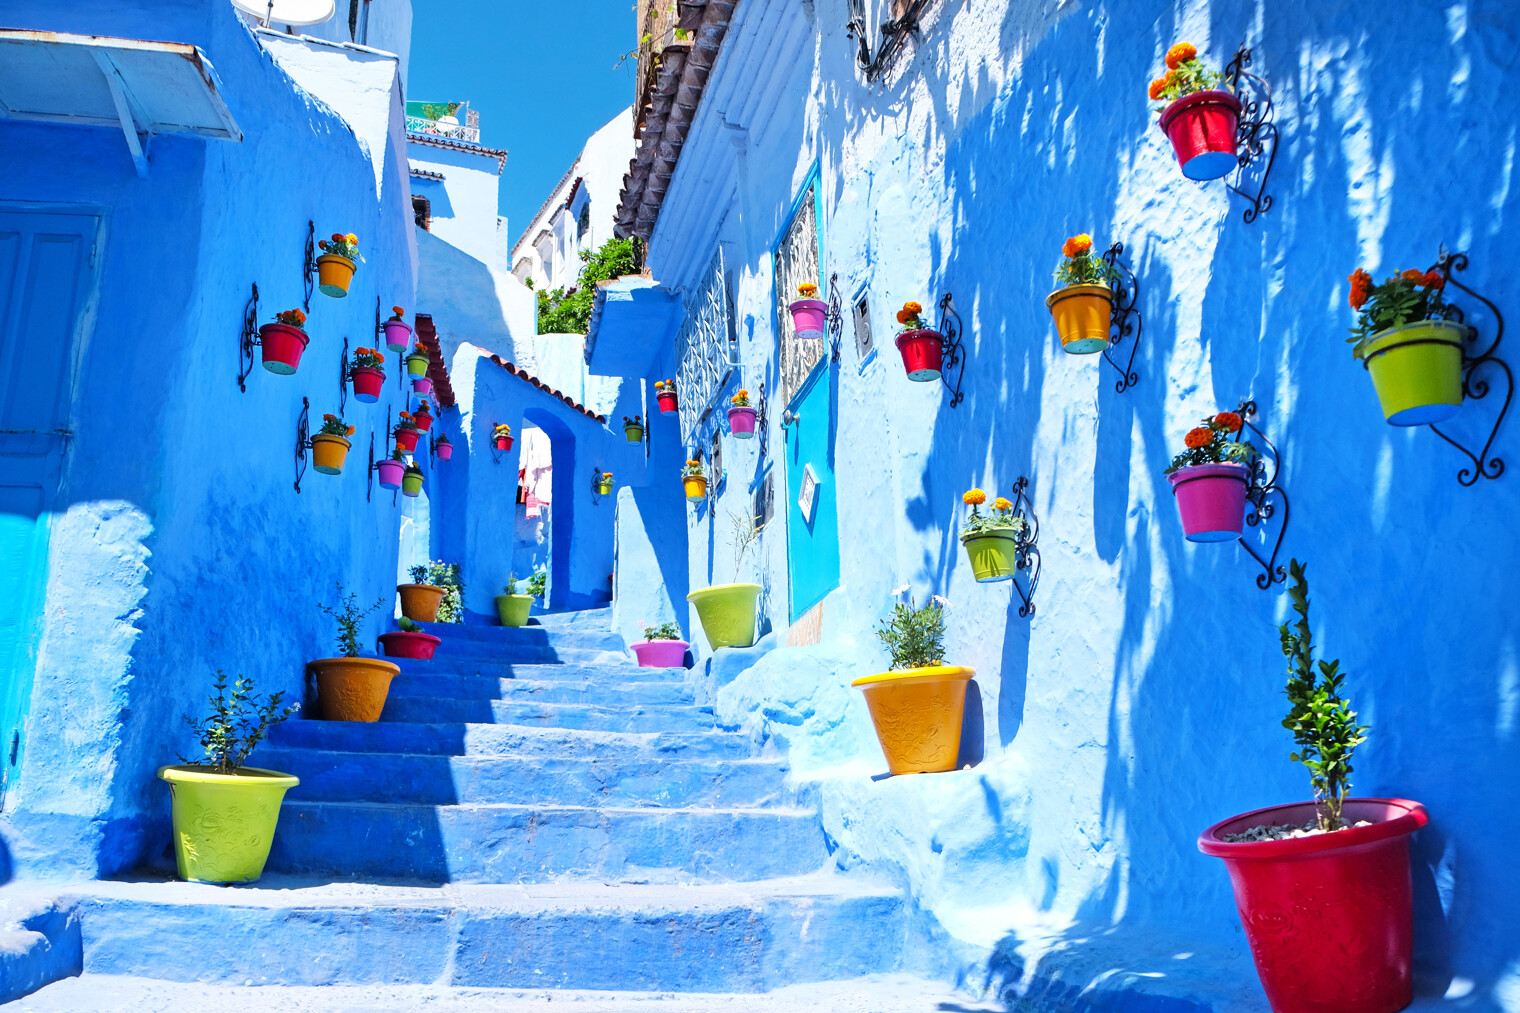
[406,116,480,143]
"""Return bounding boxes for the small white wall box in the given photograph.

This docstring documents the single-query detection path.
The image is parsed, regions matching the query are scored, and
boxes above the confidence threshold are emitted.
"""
[798,464,819,523]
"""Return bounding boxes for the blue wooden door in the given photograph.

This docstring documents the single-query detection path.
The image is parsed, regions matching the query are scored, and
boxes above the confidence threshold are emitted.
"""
[783,364,839,620]
[0,208,99,803]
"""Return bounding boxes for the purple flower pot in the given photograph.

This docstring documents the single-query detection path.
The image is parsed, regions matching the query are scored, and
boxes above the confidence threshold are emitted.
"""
[376,458,406,489]
[727,405,758,439]
[383,319,411,353]
[413,376,434,395]
[1168,462,1250,542]
[630,639,689,668]
[788,299,827,340]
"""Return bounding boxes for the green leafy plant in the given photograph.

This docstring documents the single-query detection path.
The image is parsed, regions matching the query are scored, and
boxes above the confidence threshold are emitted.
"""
[535,236,642,334]
[181,671,299,776]
[318,231,365,263]
[1148,41,1227,107]
[408,564,431,584]
[317,582,385,658]
[876,590,948,671]
[1280,559,1368,832]
[641,620,683,641]
[1164,411,1258,474]
[682,457,705,479]
[421,560,465,623]
[408,345,431,362]
[503,572,520,596]
[317,413,354,438]
[959,488,1029,539]
[1053,233,1120,288]
[398,616,422,633]
[352,347,386,370]
[525,571,547,600]
[1346,266,1451,358]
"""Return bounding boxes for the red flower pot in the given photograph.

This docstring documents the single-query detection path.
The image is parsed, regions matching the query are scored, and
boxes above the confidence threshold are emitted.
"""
[259,323,309,375]
[894,329,944,382]
[656,390,678,414]
[351,366,385,403]
[1158,89,1243,181]
[376,458,406,489]
[494,435,514,451]
[394,428,420,453]
[376,630,442,660]
[436,441,453,461]
[1198,798,1429,1013]
[414,411,434,433]
[1168,462,1249,542]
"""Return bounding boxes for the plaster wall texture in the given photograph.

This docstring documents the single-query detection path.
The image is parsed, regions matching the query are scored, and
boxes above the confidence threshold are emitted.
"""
[0,0,415,877]
[407,144,503,267]
[616,0,1520,1003]
[293,0,414,91]
[528,332,623,419]
[414,227,534,367]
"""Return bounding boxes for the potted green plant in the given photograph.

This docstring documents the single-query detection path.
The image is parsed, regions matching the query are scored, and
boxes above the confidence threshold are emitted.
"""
[524,570,548,603]
[1346,266,1465,425]
[788,282,827,340]
[493,423,514,451]
[851,590,973,775]
[682,457,707,500]
[393,411,422,453]
[1045,234,1120,354]
[893,300,944,381]
[350,346,387,403]
[958,488,1029,582]
[158,672,299,883]
[316,232,364,297]
[383,305,411,352]
[687,508,764,650]
[376,445,407,489]
[259,308,310,374]
[1164,411,1258,542]
[655,379,678,414]
[307,583,397,722]
[495,572,536,627]
[1198,560,1428,1013]
[377,616,442,659]
[1149,42,1240,181]
[727,389,758,439]
[398,563,446,623]
[406,344,431,380]
[623,415,644,443]
[630,620,689,668]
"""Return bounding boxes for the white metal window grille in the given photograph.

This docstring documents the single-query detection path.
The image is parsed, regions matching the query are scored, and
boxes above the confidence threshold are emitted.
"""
[775,184,822,403]
[675,248,733,445]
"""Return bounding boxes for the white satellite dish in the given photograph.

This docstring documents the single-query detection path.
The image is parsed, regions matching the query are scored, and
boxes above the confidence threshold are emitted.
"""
[231,0,336,28]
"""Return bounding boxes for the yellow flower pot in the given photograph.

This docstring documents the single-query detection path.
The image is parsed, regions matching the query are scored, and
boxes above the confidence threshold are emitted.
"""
[684,476,707,501]
[316,254,355,297]
[1045,284,1113,354]
[686,583,761,649]
[310,434,351,475]
[1357,319,1467,426]
[851,665,973,775]
[158,765,299,883]
[307,657,400,722]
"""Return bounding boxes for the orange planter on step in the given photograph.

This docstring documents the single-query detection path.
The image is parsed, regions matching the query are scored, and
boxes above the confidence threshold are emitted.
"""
[397,583,446,622]
[307,657,399,722]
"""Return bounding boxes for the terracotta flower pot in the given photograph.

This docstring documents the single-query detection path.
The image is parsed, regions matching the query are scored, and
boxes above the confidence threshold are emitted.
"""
[1357,319,1467,426]
[377,630,441,660]
[316,254,356,297]
[259,323,309,375]
[307,656,399,722]
[436,441,453,461]
[895,329,944,381]
[397,583,446,622]
[383,319,411,353]
[686,583,761,649]
[960,531,1021,582]
[1168,462,1250,542]
[727,405,758,439]
[376,458,405,489]
[351,366,385,403]
[1158,88,1243,181]
[788,298,828,340]
[683,475,707,501]
[158,765,298,884]
[630,639,689,668]
[394,428,420,453]
[1046,284,1113,354]
[656,390,678,414]
[851,665,974,775]
[1198,798,1429,1013]
[310,434,351,475]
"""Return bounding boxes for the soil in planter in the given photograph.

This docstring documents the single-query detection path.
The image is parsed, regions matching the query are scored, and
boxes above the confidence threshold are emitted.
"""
[1224,818,1375,843]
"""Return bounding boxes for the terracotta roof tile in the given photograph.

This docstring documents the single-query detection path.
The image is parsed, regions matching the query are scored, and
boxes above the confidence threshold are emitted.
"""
[487,356,606,423]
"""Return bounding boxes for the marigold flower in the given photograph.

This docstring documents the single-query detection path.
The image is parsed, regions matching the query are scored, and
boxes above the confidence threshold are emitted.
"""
[1401,268,1425,284]
[399,411,411,419]
[896,308,912,323]
[1348,268,1374,311]
[1062,233,1093,259]
[393,305,405,315]
[797,283,818,297]
[323,414,336,421]
[992,497,1013,511]
[603,472,612,478]
[331,233,344,243]
[1423,270,1446,289]
[1213,411,1243,433]
[1148,77,1168,100]
[1165,42,1197,69]
[962,488,987,506]
[904,301,922,315]
[318,240,329,251]
[345,233,358,245]
[345,425,355,436]
[1184,427,1213,449]
[738,388,749,397]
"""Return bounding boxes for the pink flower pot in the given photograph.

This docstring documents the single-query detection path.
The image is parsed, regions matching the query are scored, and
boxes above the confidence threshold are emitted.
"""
[1158,89,1243,181]
[1168,462,1250,542]
[727,405,758,439]
[376,458,406,489]
[413,376,434,395]
[383,319,411,353]
[788,298,828,340]
[377,631,442,660]
[895,329,944,382]
[436,441,453,461]
[351,366,385,403]
[259,323,309,375]
[630,639,689,668]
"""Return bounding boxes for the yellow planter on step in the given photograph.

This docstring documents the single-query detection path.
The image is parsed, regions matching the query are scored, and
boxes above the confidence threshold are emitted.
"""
[687,583,761,649]
[1045,284,1113,354]
[851,665,974,775]
[158,765,299,883]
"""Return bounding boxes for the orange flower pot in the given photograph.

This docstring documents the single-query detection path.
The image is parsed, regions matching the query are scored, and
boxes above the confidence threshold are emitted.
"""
[684,476,707,501]
[310,434,351,475]
[397,583,446,622]
[316,254,356,297]
[307,657,399,722]
[1045,284,1113,354]
[851,665,974,775]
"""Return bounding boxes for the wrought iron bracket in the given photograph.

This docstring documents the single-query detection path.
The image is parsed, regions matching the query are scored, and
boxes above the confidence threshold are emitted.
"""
[1222,46,1278,225]
[756,379,769,461]
[1235,400,1289,589]
[846,0,930,81]
[590,466,608,505]
[366,430,375,503]
[1424,248,1510,486]
[294,397,310,494]
[827,272,844,365]
[1007,476,1041,619]
[237,282,260,392]
[302,220,316,312]
[338,336,350,415]
[1100,244,1142,393]
[937,292,966,408]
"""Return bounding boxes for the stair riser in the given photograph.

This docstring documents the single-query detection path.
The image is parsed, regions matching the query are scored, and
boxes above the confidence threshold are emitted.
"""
[264,805,827,883]
[263,722,754,761]
[386,676,695,706]
[75,893,903,990]
[391,658,689,683]
[379,698,724,733]
[255,748,794,808]
[402,622,627,653]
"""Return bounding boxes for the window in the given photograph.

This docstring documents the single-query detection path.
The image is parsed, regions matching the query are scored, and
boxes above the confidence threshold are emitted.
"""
[708,428,723,493]
[754,471,774,528]
[674,248,733,445]
[412,195,431,231]
[773,182,822,404]
[577,204,592,242]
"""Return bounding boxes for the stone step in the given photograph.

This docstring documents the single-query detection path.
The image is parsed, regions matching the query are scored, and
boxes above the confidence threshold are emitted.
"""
[255,746,796,808]
[10,973,990,1011]
[264,800,827,883]
[386,674,696,706]
[61,875,905,991]
[378,697,726,733]
[263,720,754,761]
[401,618,626,653]
[391,657,689,683]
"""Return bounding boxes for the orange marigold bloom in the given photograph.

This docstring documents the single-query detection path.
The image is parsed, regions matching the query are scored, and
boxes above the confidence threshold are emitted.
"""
[1148,77,1168,100]
[797,283,818,297]
[1348,268,1374,310]
[345,426,355,436]
[345,233,358,245]
[331,233,344,243]
[1423,270,1446,289]
[962,488,987,506]
[1184,427,1212,449]
[1062,233,1093,258]
[1213,411,1243,433]
[323,414,336,421]
[1166,42,1197,70]
[393,305,405,314]
[992,497,1013,511]
[1401,268,1425,284]
[896,308,913,324]
[904,301,923,315]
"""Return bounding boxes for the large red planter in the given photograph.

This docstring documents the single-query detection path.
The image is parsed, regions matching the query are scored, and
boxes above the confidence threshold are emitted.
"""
[351,366,385,403]
[727,405,757,439]
[1168,462,1249,542]
[788,298,828,340]
[630,639,689,668]
[259,323,309,375]
[394,428,420,454]
[1199,798,1429,1013]
[377,630,442,660]
[413,411,434,433]
[376,458,405,489]
[656,391,678,414]
[1158,89,1243,181]
[895,329,944,382]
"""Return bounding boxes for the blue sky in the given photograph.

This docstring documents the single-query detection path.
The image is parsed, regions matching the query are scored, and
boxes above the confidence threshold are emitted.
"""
[408,0,636,251]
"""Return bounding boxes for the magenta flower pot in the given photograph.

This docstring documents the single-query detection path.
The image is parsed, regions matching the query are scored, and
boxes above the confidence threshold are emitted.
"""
[351,366,385,403]
[413,376,434,395]
[727,405,758,439]
[377,631,441,660]
[630,639,689,668]
[383,320,411,353]
[1168,462,1250,542]
[788,298,828,340]
[436,441,453,461]
[259,323,309,375]
[376,458,406,489]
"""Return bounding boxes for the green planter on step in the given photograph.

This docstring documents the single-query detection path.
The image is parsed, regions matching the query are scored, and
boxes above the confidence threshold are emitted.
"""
[687,583,762,649]
[158,765,299,883]
[496,593,534,627]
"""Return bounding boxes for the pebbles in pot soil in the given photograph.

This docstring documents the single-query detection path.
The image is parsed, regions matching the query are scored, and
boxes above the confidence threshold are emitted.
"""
[1223,819,1374,843]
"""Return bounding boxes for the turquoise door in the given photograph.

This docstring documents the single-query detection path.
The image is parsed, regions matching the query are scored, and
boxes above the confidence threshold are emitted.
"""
[783,364,839,620]
[0,208,99,804]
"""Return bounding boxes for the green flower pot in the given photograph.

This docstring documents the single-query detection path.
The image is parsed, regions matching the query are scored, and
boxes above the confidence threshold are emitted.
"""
[495,593,534,627]
[1358,319,1467,426]
[401,470,424,497]
[687,583,762,649]
[624,425,644,444]
[158,765,299,884]
[961,531,1022,582]
[406,354,429,377]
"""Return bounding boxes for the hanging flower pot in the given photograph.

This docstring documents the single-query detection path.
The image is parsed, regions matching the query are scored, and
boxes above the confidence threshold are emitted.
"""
[413,375,434,395]
[383,306,411,353]
[622,415,644,443]
[1149,44,1240,181]
[394,413,421,453]
[377,625,442,660]
[1347,267,1465,426]
[406,349,430,377]
[892,301,943,381]
[727,389,757,439]
[654,379,678,414]
[596,472,614,496]
[413,407,434,433]
[350,347,386,403]
[310,433,351,475]
[493,423,513,452]
[495,435,514,451]
[682,459,707,501]
[957,489,1027,582]
[435,436,453,461]
[1045,234,1119,354]
[259,309,309,375]
[1164,411,1256,542]
[788,282,826,340]
[159,765,298,883]
[630,623,689,667]
[315,232,363,297]
[402,466,424,498]
[308,657,399,722]
[376,455,406,489]
[686,583,761,649]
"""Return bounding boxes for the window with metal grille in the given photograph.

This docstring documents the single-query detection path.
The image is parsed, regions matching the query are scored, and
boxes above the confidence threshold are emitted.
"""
[412,195,431,231]
[773,183,822,404]
[577,204,591,241]
[754,471,774,528]
[674,248,733,446]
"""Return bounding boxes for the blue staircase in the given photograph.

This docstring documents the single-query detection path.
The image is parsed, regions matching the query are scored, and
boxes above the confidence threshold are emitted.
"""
[13,608,916,1003]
